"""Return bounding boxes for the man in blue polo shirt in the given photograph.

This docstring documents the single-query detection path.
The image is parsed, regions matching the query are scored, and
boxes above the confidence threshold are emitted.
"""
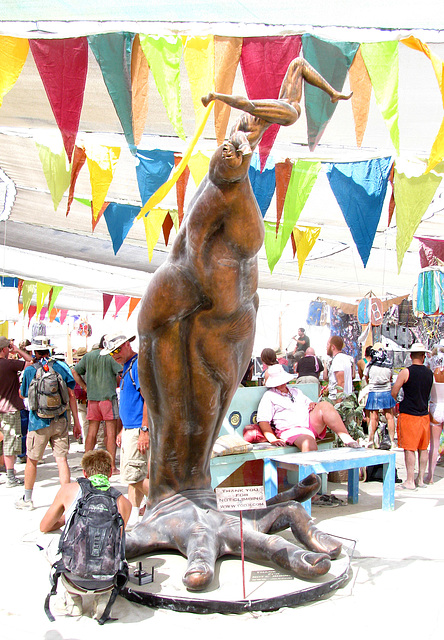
[101,333,149,528]
[15,338,81,511]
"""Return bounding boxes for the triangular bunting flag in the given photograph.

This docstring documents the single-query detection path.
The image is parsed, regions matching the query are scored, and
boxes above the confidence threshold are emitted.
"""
[35,140,71,211]
[128,297,141,320]
[302,35,359,151]
[136,149,175,207]
[35,282,52,317]
[59,309,68,325]
[139,35,185,140]
[131,34,150,147]
[183,36,215,124]
[162,212,174,246]
[102,293,113,319]
[66,145,87,216]
[48,286,63,313]
[283,159,322,232]
[349,46,372,147]
[188,151,210,187]
[293,226,321,277]
[326,157,393,267]
[174,154,190,225]
[28,305,36,325]
[91,201,109,232]
[49,307,58,322]
[21,281,36,316]
[360,41,400,154]
[275,159,293,234]
[142,208,169,260]
[240,36,302,169]
[415,236,444,268]
[388,162,396,226]
[394,169,442,272]
[85,144,121,220]
[214,36,243,145]
[114,295,129,317]
[104,202,140,254]
[88,32,136,153]
[39,306,48,321]
[0,36,29,107]
[248,153,276,217]
[30,38,88,162]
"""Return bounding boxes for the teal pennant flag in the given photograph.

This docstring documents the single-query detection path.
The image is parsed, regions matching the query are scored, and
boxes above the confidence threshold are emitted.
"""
[135,149,175,207]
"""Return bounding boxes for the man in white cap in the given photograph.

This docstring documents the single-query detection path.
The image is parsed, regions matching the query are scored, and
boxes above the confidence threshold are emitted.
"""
[256,364,359,451]
[391,342,433,490]
[101,333,149,528]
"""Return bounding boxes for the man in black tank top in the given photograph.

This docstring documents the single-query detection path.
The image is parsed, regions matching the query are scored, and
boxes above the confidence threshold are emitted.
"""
[391,343,433,490]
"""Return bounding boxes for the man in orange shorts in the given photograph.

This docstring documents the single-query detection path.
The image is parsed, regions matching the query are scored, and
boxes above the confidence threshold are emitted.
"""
[391,343,433,490]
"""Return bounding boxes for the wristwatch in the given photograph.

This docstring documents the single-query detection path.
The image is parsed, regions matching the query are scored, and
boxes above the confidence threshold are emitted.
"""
[140,426,149,433]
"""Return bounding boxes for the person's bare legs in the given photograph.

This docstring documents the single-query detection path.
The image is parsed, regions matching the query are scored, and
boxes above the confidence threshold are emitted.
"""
[309,401,359,446]
[289,434,317,452]
[425,421,443,484]
[56,456,70,485]
[416,449,429,488]
[104,419,117,471]
[84,420,100,452]
[280,57,352,104]
[402,450,416,489]
[128,479,149,508]
[24,457,38,491]
[385,409,396,446]
[368,410,379,447]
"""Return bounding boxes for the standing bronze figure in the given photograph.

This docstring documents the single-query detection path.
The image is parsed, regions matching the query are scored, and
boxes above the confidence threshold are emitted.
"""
[126,58,352,590]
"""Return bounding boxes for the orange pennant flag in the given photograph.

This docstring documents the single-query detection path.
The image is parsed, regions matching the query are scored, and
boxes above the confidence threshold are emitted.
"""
[388,162,396,226]
[66,145,87,216]
[349,47,372,148]
[131,35,150,147]
[275,159,293,234]
[91,201,109,232]
[128,297,141,320]
[49,307,58,323]
[174,154,190,225]
[162,212,174,246]
[214,36,243,145]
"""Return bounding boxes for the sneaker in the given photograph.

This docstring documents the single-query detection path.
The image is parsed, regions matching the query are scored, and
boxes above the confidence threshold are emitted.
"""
[15,496,35,511]
[92,592,110,621]
[6,476,24,488]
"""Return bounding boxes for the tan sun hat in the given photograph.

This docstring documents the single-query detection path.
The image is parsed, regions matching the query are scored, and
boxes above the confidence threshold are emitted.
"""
[100,333,135,355]
[410,342,430,353]
[265,364,295,388]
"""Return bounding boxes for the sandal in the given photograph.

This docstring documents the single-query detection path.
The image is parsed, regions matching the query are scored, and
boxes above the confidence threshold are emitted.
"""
[314,494,343,507]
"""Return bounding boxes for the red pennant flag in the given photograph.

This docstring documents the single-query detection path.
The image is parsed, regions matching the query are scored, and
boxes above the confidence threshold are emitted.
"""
[290,232,297,258]
[416,236,444,268]
[162,212,174,246]
[388,162,395,226]
[240,36,302,170]
[174,154,190,225]
[59,309,68,325]
[29,38,88,162]
[127,297,141,320]
[103,293,113,319]
[66,145,87,216]
[275,159,293,234]
[114,295,129,317]
[28,305,37,326]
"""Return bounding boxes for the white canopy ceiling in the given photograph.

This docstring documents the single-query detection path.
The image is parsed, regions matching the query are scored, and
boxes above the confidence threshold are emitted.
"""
[1,4,444,312]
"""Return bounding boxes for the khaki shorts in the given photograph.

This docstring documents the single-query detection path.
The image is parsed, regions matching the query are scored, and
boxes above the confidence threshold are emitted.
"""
[0,411,22,456]
[27,416,69,461]
[120,427,149,484]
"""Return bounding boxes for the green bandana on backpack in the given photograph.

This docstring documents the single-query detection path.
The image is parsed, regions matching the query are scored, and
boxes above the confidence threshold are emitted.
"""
[89,474,111,491]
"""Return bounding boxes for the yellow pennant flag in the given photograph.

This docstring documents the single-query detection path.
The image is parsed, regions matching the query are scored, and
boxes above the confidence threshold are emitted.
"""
[0,36,29,107]
[35,140,71,211]
[142,208,169,261]
[293,226,321,278]
[85,144,121,220]
[35,282,52,317]
[136,102,214,220]
[188,151,211,187]
[183,35,215,123]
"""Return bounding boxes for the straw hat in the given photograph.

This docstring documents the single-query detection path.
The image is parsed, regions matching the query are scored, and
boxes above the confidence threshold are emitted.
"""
[265,364,295,388]
[100,333,135,355]
[410,342,429,353]
[26,337,53,352]
[75,347,87,358]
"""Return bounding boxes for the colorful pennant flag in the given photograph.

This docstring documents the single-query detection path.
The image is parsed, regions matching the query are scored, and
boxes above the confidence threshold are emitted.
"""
[48,286,63,313]
[21,281,36,316]
[349,47,372,147]
[416,236,444,268]
[302,35,359,151]
[360,41,400,154]
[142,208,169,260]
[66,145,87,216]
[416,269,444,315]
[128,297,141,320]
[248,153,276,217]
[35,140,71,211]
[85,144,121,220]
[136,149,175,207]
[188,151,211,187]
[102,293,113,319]
[283,159,322,232]
[240,36,302,169]
[326,157,393,267]
[293,226,322,277]
[214,36,243,145]
[174,154,190,225]
[0,36,29,107]
[275,159,293,234]
[35,282,52,317]
[131,34,150,146]
[103,202,140,254]
[30,38,88,162]
[114,295,129,317]
[183,36,215,124]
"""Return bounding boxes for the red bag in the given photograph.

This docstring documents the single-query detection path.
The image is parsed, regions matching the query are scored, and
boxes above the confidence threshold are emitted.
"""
[243,424,267,444]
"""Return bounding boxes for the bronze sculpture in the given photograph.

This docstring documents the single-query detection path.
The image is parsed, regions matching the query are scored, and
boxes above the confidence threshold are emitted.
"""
[126,57,352,591]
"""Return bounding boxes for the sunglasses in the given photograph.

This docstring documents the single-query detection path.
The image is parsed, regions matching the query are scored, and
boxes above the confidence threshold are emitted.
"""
[110,345,124,355]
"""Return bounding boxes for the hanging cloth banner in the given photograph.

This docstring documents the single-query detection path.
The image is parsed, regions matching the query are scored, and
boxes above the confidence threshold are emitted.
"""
[240,35,302,170]
[85,144,121,220]
[59,309,68,325]
[275,159,293,234]
[139,34,185,140]
[248,153,276,218]
[21,281,36,316]
[142,208,169,260]
[66,145,87,216]
[293,226,321,277]
[35,140,72,211]
[283,159,322,233]
[128,297,141,320]
[349,46,372,148]
[214,36,243,146]
[416,236,444,268]
[416,269,444,315]
[48,285,63,313]
[326,157,392,267]
[136,149,175,207]
[35,282,52,317]
[30,38,88,162]
[0,36,29,107]
[183,35,215,125]
[88,32,136,153]
[188,151,211,187]
[174,154,190,225]
[136,102,214,220]
[302,35,359,151]
[104,202,140,255]
[360,41,400,155]
[102,293,113,319]
[131,34,150,147]
[394,168,442,272]
[114,295,129,317]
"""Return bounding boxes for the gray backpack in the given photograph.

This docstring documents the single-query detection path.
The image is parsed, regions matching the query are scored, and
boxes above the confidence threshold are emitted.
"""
[28,359,69,419]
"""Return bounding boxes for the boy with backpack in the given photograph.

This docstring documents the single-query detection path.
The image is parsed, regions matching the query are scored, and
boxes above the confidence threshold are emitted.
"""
[41,449,131,622]
[15,338,81,510]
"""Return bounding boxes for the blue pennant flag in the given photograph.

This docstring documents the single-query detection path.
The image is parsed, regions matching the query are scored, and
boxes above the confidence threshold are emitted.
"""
[0,277,19,288]
[248,153,276,217]
[326,157,393,267]
[104,202,140,254]
[135,149,175,207]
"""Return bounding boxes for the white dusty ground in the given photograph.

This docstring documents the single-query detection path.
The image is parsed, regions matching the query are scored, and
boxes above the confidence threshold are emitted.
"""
[1,441,442,640]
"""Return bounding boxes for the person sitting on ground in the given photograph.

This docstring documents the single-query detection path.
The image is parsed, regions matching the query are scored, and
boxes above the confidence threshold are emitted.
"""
[364,343,396,448]
[256,364,360,451]
[294,346,324,393]
[40,449,131,619]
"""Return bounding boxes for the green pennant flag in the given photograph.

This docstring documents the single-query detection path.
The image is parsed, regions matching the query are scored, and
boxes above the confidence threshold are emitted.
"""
[48,285,63,313]
[139,35,185,140]
[35,282,52,317]
[265,159,321,272]
[21,281,36,316]
[360,41,400,154]
[35,141,71,211]
[395,169,442,272]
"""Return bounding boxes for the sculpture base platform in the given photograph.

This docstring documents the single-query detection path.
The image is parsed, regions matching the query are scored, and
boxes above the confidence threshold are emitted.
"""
[122,537,352,614]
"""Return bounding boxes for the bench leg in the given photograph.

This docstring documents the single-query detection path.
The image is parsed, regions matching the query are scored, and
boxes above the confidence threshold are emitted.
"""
[382,457,395,511]
[263,459,278,500]
[347,467,360,504]
[298,467,312,516]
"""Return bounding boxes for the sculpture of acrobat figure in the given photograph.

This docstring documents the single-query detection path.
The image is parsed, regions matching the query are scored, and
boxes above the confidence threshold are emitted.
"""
[126,57,352,591]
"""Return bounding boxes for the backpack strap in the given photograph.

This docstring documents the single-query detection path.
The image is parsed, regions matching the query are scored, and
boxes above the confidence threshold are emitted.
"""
[97,563,129,625]
[44,558,66,622]
[122,355,138,390]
